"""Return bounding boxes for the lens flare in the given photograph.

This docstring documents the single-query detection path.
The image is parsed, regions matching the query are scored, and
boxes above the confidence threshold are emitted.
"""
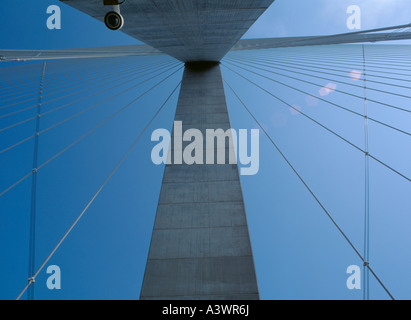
[350,70,362,81]
[290,105,302,115]
[319,83,337,96]
[305,94,319,106]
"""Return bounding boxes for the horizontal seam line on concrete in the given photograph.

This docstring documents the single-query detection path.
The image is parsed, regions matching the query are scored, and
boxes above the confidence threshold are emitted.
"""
[159,200,244,205]
[161,179,240,183]
[146,254,254,261]
[141,292,259,298]
[174,111,229,114]
[153,225,248,230]
[161,179,239,183]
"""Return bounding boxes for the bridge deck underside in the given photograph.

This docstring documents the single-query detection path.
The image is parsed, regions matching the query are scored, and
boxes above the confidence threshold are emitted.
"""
[61,0,275,62]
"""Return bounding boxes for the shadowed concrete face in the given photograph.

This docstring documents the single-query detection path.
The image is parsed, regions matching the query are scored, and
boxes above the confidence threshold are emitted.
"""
[140,63,259,300]
[60,0,275,62]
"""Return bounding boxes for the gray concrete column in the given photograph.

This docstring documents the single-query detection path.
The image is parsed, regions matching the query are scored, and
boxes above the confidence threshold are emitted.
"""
[140,63,259,300]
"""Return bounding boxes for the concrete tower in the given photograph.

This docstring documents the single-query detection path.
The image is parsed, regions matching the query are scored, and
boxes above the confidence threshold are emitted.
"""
[61,0,275,299]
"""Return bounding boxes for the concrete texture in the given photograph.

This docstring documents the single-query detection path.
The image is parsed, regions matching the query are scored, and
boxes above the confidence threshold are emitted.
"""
[60,0,275,62]
[140,63,259,300]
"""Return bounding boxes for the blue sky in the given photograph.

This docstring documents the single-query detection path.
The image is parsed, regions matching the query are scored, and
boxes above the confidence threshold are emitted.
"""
[246,0,411,38]
[0,0,410,300]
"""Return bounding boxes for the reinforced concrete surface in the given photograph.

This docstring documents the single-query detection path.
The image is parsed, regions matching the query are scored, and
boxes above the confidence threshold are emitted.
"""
[140,63,259,300]
[60,0,275,62]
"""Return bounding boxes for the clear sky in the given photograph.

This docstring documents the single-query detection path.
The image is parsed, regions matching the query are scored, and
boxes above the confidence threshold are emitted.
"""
[0,0,410,300]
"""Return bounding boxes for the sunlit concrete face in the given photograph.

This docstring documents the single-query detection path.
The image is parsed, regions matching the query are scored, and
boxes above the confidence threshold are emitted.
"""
[60,0,275,62]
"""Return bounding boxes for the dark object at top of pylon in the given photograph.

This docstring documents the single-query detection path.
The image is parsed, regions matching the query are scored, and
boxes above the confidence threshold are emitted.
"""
[185,61,220,72]
[103,0,122,5]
